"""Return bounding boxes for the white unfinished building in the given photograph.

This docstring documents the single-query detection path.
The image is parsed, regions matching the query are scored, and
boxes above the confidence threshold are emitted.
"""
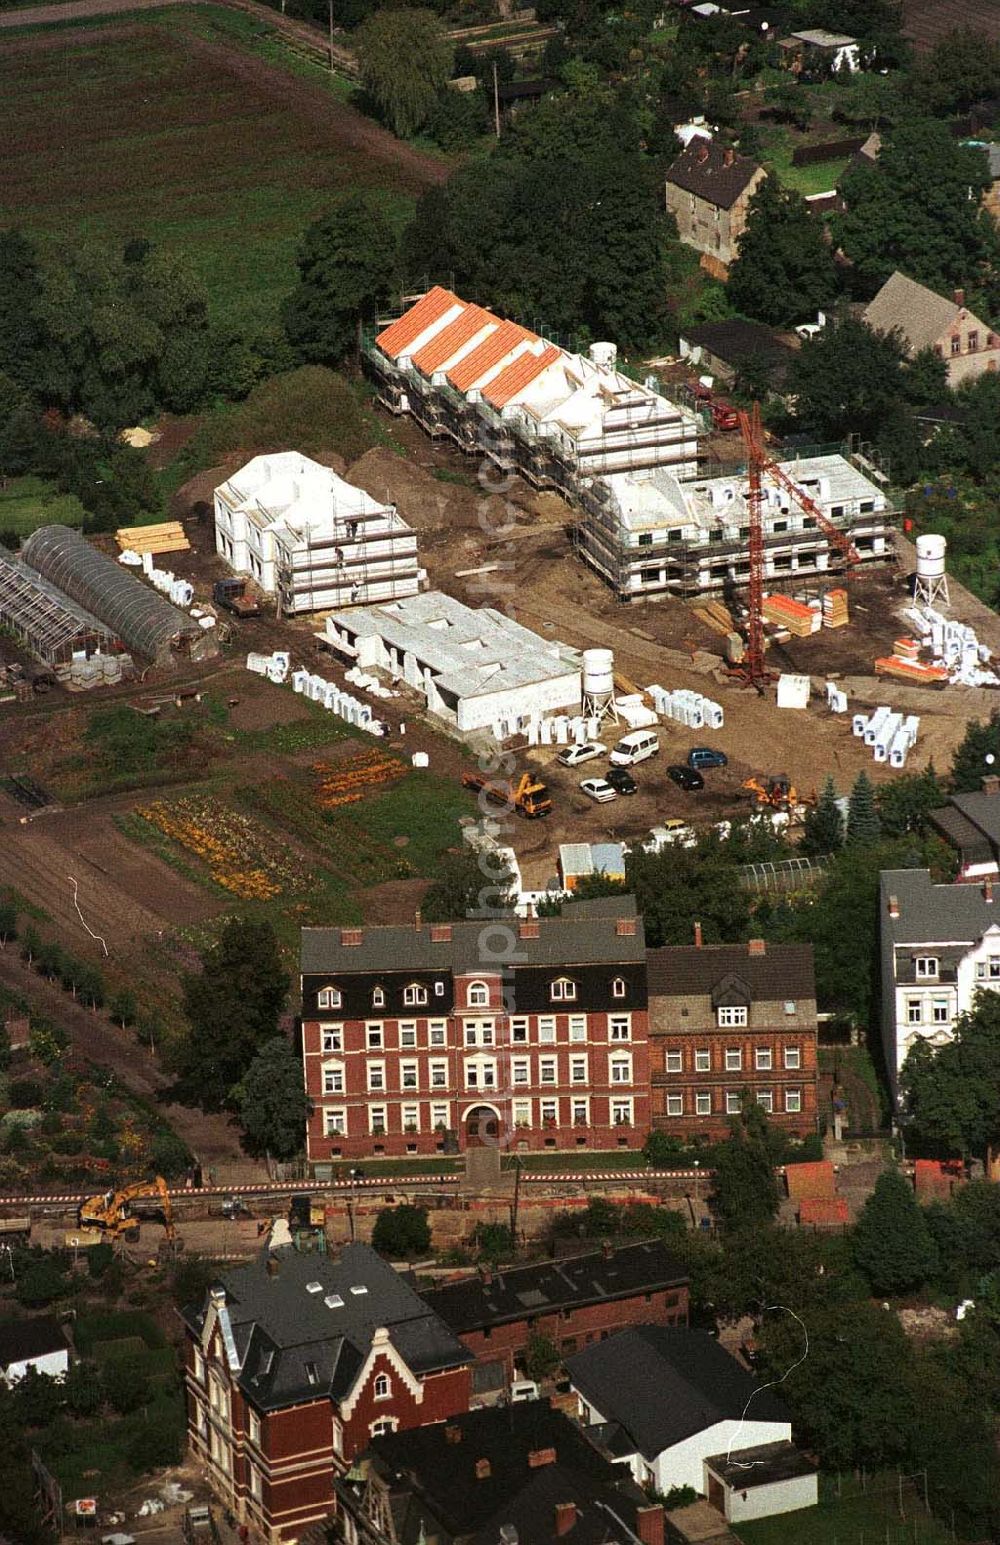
[577,453,893,600]
[365,287,701,492]
[324,590,581,735]
[213,453,425,616]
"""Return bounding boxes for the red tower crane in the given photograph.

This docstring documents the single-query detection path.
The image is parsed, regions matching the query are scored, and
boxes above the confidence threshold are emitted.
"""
[728,404,862,691]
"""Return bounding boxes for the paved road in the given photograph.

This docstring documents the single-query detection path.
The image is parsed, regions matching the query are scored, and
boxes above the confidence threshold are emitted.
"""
[0,0,359,73]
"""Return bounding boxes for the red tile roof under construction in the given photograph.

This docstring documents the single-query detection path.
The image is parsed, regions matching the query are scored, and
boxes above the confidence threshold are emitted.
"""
[375,286,460,361]
[446,319,532,393]
[482,344,562,409]
[411,304,494,375]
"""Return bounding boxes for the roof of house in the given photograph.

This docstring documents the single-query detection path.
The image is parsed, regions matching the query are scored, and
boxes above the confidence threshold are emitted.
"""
[421,1241,689,1334]
[375,286,462,360]
[681,319,795,371]
[705,1439,817,1490]
[0,1316,67,1368]
[879,867,1000,946]
[362,1400,651,1545]
[482,344,563,409]
[646,941,815,1001]
[302,898,644,977]
[666,141,764,210]
[790,27,857,46]
[411,304,495,375]
[214,453,400,542]
[566,1326,789,1462]
[183,1243,470,1414]
[863,271,976,357]
[446,319,532,393]
[798,1196,850,1226]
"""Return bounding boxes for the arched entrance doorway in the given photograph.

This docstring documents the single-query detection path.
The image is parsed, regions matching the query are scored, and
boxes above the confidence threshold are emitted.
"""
[464,1105,500,1148]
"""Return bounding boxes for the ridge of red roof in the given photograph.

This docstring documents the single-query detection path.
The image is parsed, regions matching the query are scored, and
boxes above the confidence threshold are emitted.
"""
[412,304,494,375]
[376,287,461,360]
[447,319,533,392]
[482,344,562,409]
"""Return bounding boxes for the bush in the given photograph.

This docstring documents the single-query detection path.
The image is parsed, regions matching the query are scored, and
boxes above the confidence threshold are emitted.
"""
[74,1310,164,1355]
[149,1129,192,1179]
[371,1204,432,1258]
[86,1243,115,1279]
[16,1259,68,1308]
[9,1079,42,1109]
[101,1357,152,1415]
[523,1331,560,1382]
[472,1222,514,1263]
[127,1420,183,1473]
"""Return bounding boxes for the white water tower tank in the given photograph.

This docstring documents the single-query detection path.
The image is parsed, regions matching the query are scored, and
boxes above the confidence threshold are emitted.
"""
[915,533,948,607]
[589,342,618,370]
[582,648,617,725]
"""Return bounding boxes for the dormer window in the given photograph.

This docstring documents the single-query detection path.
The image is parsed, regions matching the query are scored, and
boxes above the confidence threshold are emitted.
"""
[551,977,577,1002]
[611,977,626,999]
[915,956,938,980]
[317,986,341,1009]
[467,981,490,1008]
[403,982,428,1007]
[717,1005,747,1028]
[372,986,385,1008]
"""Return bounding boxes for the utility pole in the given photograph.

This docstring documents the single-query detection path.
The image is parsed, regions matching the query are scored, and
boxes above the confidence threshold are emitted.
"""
[493,59,501,139]
[509,1154,522,1248]
[329,0,334,74]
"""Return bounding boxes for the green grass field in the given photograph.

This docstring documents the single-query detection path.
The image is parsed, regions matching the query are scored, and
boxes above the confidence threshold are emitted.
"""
[735,1475,959,1545]
[0,475,87,537]
[0,6,442,331]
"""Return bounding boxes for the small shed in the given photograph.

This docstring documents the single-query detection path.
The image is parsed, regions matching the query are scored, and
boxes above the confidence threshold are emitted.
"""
[591,842,626,883]
[784,1159,835,1200]
[799,1196,849,1228]
[0,1316,69,1385]
[559,844,594,890]
[914,1158,963,1201]
[704,1441,818,1523]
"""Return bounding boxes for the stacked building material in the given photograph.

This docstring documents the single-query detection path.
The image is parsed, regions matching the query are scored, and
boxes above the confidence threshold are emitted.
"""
[646,684,725,729]
[116,522,190,555]
[821,588,849,628]
[874,656,948,684]
[692,598,734,635]
[762,594,821,637]
[853,706,921,767]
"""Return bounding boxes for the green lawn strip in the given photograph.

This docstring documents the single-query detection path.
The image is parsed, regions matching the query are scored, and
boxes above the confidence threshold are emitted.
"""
[734,1474,957,1545]
[337,771,469,877]
[0,476,87,537]
[74,1309,165,1354]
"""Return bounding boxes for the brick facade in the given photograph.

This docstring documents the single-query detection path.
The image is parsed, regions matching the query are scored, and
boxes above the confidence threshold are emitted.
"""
[301,910,650,1168]
[647,940,819,1142]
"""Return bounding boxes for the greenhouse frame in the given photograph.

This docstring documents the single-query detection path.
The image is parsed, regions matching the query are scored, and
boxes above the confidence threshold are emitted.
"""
[0,551,119,667]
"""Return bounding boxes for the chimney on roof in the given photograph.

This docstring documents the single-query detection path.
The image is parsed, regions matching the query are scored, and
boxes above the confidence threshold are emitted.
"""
[615,917,637,937]
[555,1503,577,1537]
[340,927,363,947]
[693,920,703,949]
[519,920,540,940]
[982,775,1000,796]
[985,880,994,905]
[723,147,735,167]
[445,1425,463,1445]
[888,893,900,919]
[430,923,452,943]
[696,142,709,164]
[528,1447,557,1469]
[637,1504,666,1545]
[954,288,965,307]
[476,1459,492,1481]
[601,1241,613,1262]
[748,939,766,957]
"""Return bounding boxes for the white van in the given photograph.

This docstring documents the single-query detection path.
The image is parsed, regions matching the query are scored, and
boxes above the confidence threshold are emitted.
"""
[609,730,660,767]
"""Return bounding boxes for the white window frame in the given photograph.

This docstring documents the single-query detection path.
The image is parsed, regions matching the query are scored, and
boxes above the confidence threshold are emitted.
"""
[400,1060,419,1091]
[369,1105,388,1135]
[465,1057,497,1090]
[374,1373,391,1400]
[609,1015,631,1041]
[611,1097,633,1125]
[666,1049,682,1073]
[429,1020,447,1047]
[666,1093,684,1117]
[726,1091,742,1115]
[932,999,949,1025]
[540,1098,558,1123]
[430,1059,448,1089]
[906,999,922,1025]
[402,1104,419,1132]
[248,1408,260,1445]
[513,1099,532,1127]
[550,977,578,1002]
[317,986,341,1010]
[756,1089,774,1113]
[511,1016,529,1043]
[371,1417,398,1437]
[322,1061,345,1096]
[323,1107,347,1137]
[785,1088,802,1113]
[571,1097,589,1124]
[366,1023,384,1050]
[249,1462,262,1500]
[755,1047,773,1071]
[611,977,627,999]
[783,1046,801,1070]
[538,1016,557,1043]
[404,982,428,1007]
[367,1061,386,1092]
[512,1057,530,1086]
[320,1025,343,1053]
[568,1015,587,1042]
[430,1102,450,1129]
[718,1005,748,1028]
[725,1048,743,1072]
[695,1049,711,1072]
[399,1022,417,1048]
[610,1053,632,1085]
[372,986,385,1008]
[570,1055,588,1084]
[467,981,490,1008]
[696,1091,711,1116]
[915,956,938,980]
[539,1056,557,1085]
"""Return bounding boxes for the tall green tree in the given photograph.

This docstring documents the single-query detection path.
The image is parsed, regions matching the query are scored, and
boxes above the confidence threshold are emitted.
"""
[835,120,992,297]
[852,1168,939,1293]
[421,848,515,923]
[232,1036,312,1162]
[951,710,1000,793]
[355,9,454,138]
[625,838,751,947]
[282,195,399,367]
[800,776,844,856]
[709,1100,780,1234]
[728,180,838,326]
[372,1204,432,1257]
[915,28,1000,115]
[846,770,881,847]
[785,316,909,441]
[902,992,1000,1167]
[876,765,944,837]
[175,919,290,1111]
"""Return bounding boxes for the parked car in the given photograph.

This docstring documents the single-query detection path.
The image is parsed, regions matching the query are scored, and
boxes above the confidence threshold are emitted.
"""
[688,747,728,770]
[668,764,704,791]
[510,1379,539,1403]
[580,777,618,803]
[605,767,638,794]
[557,741,607,768]
[609,730,660,767]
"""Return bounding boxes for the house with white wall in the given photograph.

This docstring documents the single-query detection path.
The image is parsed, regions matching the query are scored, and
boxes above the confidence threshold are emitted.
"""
[566,1326,791,1496]
[214,453,424,615]
[879,868,1000,1105]
[324,590,581,736]
[0,1317,69,1385]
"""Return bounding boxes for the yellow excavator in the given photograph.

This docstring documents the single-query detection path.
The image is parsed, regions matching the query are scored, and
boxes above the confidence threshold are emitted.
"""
[78,1176,175,1246]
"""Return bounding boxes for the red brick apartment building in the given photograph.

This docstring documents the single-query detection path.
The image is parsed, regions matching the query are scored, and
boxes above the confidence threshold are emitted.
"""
[301,899,650,1170]
[421,1239,690,1395]
[646,939,818,1141]
[182,1242,472,1543]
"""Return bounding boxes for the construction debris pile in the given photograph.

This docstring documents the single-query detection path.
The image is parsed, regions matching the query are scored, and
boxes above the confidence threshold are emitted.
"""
[852,705,921,768]
[896,604,1000,688]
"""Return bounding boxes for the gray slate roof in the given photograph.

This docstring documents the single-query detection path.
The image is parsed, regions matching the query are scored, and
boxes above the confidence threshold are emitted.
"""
[566,1326,789,1461]
[705,1439,816,1490]
[880,867,1000,945]
[666,142,763,210]
[185,1243,470,1413]
[0,1316,67,1368]
[862,271,979,357]
[302,899,643,976]
[647,942,815,1001]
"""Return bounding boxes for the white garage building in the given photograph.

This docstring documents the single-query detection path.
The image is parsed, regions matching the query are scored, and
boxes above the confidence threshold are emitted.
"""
[213,453,424,615]
[324,590,582,735]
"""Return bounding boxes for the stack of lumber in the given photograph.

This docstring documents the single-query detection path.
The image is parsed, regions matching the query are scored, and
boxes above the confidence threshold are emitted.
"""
[875,656,948,684]
[116,521,190,555]
[892,637,921,662]
[822,588,849,629]
[691,598,734,636]
[762,593,820,637]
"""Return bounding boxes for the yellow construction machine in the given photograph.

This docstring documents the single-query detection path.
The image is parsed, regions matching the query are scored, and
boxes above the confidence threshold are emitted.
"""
[78,1176,176,1246]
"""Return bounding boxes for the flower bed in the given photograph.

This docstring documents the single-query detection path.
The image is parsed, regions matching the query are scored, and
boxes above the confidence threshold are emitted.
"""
[312,750,407,809]
[135,797,299,899]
